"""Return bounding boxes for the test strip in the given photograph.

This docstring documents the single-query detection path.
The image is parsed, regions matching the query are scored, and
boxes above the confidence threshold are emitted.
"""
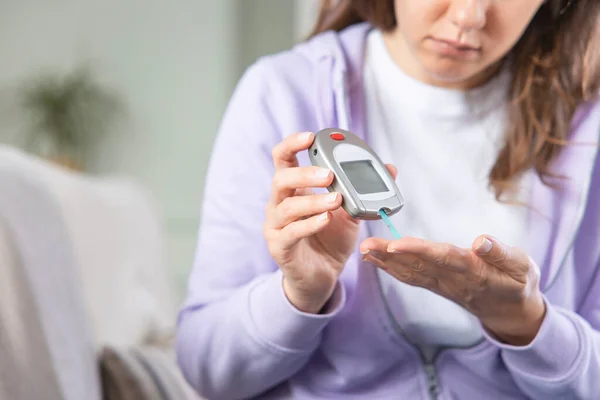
[378,208,401,240]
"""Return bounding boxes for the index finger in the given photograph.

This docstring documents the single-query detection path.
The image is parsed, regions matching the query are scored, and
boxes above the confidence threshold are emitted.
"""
[386,237,470,273]
[272,132,314,170]
[359,237,391,254]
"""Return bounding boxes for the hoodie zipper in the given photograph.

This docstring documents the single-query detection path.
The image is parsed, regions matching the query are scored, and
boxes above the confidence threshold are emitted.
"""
[371,263,454,400]
[368,243,485,400]
[424,362,440,400]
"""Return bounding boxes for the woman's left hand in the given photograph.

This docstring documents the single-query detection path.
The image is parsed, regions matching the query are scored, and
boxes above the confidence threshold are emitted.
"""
[360,235,547,346]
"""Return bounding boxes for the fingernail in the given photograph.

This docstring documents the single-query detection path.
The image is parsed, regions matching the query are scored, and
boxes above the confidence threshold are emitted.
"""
[317,211,329,221]
[388,248,400,253]
[369,251,383,259]
[315,168,331,179]
[325,193,338,204]
[476,238,493,254]
[360,249,370,255]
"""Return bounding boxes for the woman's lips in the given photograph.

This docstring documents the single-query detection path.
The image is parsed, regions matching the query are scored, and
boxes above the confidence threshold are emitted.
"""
[427,37,481,59]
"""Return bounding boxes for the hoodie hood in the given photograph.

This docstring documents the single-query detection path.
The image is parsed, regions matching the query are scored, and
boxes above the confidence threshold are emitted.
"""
[294,22,372,138]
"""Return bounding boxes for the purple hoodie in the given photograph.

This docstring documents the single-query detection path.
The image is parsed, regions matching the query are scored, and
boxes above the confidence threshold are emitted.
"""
[177,23,600,399]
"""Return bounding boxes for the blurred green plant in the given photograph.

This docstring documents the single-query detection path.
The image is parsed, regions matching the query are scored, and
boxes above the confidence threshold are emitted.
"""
[19,67,123,169]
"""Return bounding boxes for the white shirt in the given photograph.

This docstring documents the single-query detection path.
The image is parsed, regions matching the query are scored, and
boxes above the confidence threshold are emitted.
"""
[363,29,531,358]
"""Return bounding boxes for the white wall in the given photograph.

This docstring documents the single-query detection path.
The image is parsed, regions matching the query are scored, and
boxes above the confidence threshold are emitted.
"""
[294,0,321,40]
[235,0,295,81]
[0,0,238,299]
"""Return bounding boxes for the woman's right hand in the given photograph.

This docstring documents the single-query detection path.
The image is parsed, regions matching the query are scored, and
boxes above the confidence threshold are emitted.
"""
[263,132,397,314]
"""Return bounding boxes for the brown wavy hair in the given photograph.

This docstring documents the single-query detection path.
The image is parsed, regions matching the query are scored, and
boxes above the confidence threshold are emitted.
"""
[310,0,600,199]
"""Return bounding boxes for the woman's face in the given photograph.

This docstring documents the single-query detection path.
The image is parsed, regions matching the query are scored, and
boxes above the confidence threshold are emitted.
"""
[388,0,545,89]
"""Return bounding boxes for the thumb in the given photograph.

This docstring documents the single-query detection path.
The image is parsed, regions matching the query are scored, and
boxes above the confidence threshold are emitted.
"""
[472,235,529,273]
[472,235,511,267]
[385,163,398,180]
[473,235,541,286]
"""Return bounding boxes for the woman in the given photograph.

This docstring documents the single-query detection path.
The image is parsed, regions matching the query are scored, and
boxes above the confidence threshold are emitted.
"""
[177,1,600,398]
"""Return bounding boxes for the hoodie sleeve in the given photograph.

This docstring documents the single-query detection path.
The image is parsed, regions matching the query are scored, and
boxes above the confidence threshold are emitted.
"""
[175,59,346,399]
[483,267,600,399]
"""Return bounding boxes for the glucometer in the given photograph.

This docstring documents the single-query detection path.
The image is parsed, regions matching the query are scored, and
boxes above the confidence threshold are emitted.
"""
[308,128,404,221]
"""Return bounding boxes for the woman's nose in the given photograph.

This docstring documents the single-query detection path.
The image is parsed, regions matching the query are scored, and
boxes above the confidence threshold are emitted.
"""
[448,0,490,31]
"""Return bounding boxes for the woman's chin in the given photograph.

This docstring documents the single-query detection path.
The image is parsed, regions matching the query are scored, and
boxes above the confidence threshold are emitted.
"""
[421,63,486,90]
[417,55,496,90]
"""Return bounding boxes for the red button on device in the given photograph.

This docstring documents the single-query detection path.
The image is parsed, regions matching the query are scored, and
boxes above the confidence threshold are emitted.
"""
[330,132,345,141]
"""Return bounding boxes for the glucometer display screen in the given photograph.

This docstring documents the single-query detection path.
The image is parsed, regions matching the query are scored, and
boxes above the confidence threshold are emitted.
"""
[340,160,388,194]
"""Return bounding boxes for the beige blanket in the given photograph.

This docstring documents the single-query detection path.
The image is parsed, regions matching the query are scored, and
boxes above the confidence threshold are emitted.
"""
[0,222,64,400]
[0,147,102,400]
